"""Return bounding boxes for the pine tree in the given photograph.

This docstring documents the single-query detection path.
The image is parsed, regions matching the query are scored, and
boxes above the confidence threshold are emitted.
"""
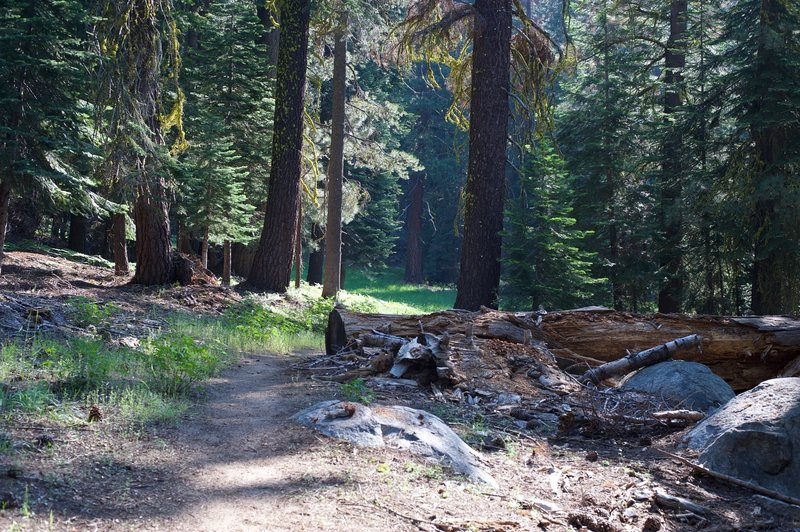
[248,0,311,292]
[181,130,255,272]
[557,0,663,312]
[503,141,601,310]
[96,0,185,285]
[0,0,106,274]
[714,0,800,314]
[177,0,274,277]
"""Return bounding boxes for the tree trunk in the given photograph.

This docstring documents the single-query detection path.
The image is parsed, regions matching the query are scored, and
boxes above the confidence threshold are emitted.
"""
[294,203,302,289]
[0,180,11,276]
[454,0,512,311]
[306,222,324,285]
[404,172,425,284]
[750,0,792,315]
[657,0,687,313]
[200,224,210,270]
[322,21,347,299]
[247,0,310,293]
[127,0,173,286]
[68,214,87,254]
[111,212,129,276]
[222,239,231,286]
[131,175,173,285]
[327,307,800,391]
[255,1,280,78]
[231,242,256,277]
[177,218,192,254]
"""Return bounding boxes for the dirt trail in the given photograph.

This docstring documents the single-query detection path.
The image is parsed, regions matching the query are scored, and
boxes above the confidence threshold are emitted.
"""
[150,353,404,531]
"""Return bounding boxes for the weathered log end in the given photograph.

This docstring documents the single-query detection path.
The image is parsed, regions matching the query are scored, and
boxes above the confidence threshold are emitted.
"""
[326,308,347,355]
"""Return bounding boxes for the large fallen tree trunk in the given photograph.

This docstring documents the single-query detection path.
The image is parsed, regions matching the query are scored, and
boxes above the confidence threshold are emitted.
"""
[326,307,800,391]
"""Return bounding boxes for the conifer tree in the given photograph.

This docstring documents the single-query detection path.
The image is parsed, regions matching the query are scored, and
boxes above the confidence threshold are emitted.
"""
[248,0,311,292]
[96,0,186,285]
[0,0,106,274]
[503,141,600,310]
[181,131,255,272]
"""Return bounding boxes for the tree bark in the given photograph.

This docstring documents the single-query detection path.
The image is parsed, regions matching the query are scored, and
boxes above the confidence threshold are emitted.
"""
[306,223,324,285]
[657,0,687,313]
[111,212,129,276]
[454,0,512,311]
[294,203,302,289]
[327,307,800,391]
[247,0,310,293]
[255,1,280,78]
[222,239,231,286]
[580,334,702,384]
[231,242,256,277]
[322,21,347,299]
[177,218,192,254]
[127,0,174,286]
[404,172,425,284]
[131,174,173,285]
[200,224,210,270]
[0,180,10,276]
[68,214,87,254]
[750,0,793,315]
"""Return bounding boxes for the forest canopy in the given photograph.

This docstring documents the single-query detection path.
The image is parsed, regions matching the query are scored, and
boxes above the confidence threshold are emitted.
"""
[0,0,798,315]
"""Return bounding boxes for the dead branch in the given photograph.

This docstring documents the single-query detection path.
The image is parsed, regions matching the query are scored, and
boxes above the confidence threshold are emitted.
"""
[580,334,703,384]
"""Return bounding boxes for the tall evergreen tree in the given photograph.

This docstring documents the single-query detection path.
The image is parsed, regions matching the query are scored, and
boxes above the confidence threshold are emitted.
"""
[248,0,311,292]
[716,0,800,314]
[503,141,600,310]
[178,0,274,276]
[96,0,185,285]
[0,0,106,274]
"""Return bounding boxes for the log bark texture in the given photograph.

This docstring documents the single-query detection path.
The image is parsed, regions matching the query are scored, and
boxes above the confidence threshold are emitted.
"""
[327,307,800,391]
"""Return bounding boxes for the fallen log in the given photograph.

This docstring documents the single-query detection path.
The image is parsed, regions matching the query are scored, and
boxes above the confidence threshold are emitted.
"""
[580,334,703,384]
[327,307,800,391]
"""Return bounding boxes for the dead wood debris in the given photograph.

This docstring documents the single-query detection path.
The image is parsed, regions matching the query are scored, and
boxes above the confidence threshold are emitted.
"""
[654,448,800,507]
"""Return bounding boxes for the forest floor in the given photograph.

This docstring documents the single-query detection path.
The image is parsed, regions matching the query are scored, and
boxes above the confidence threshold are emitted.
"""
[1,250,799,531]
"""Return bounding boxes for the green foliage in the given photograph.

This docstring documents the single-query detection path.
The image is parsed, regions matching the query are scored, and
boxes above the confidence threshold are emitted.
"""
[177,0,275,242]
[343,267,455,313]
[0,0,108,218]
[142,335,222,396]
[502,141,603,310]
[66,297,119,327]
[340,378,374,404]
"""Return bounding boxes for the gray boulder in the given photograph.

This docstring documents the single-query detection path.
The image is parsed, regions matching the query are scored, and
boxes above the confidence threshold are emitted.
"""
[620,360,734,413]
[294,400,497,487]
[684,378,800,500]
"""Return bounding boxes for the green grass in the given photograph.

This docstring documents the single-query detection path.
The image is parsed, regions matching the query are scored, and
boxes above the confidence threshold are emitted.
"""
[341,267,455,314]
[0,331,232,432]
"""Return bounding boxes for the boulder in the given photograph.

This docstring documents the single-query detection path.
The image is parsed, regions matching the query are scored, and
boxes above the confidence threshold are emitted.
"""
[684,378,800,500]
[294,400,497,487]
[620,360,734,413]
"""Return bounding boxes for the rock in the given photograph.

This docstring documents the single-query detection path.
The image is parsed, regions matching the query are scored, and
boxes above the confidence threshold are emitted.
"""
[294,400,497,487]
[684,378,800,501]
[496,393,521,405]
[620,360,734,413]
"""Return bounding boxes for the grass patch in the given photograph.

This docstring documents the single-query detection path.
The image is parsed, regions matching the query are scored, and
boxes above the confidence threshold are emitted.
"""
[343,267,455,314]
[0,331,231,432]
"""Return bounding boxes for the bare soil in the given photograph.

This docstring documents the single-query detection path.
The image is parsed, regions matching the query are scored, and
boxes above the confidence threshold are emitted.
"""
[1,251,799,531]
